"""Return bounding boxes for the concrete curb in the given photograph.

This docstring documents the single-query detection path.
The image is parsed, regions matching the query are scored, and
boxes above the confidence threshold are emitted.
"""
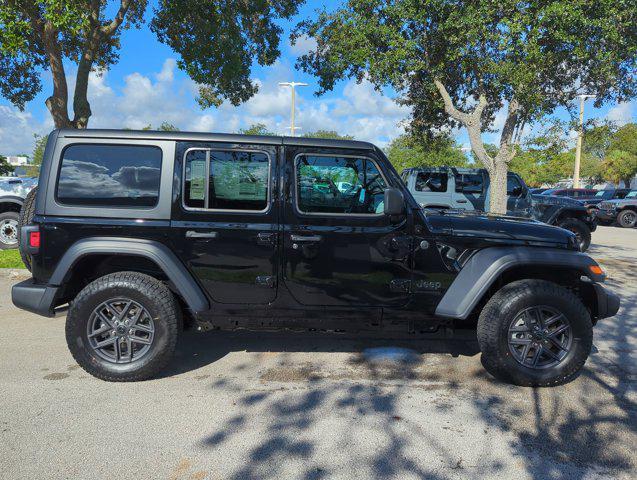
[0,268,30,280]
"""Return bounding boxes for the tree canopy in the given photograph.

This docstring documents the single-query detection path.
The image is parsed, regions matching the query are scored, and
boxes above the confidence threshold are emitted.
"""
[294,0,637,212]
[0,1,304,128]
[302,130,354,140]
[386,132,468,173]
[0,155,14,176]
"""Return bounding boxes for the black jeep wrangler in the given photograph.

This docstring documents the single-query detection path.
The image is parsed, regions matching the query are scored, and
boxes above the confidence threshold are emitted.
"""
[13,129,620,386]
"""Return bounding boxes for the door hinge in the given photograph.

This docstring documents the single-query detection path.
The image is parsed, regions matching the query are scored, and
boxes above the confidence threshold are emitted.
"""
[256,275,275,288]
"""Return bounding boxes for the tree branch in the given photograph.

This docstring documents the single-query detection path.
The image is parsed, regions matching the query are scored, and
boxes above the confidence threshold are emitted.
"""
[433,79,494,171]
[499,98,520,162]
[101,0,133,37]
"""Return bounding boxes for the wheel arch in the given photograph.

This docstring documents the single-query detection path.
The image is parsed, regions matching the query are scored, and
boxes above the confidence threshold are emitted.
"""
[435,247,603,320]
[50,237,209,314]
[0,197,24,213]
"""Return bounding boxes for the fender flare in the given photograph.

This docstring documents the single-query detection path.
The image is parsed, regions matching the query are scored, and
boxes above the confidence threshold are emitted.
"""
[435,246,603,319]
[544,205,587,225]
[50,237,209,313]
[0,196,25,207]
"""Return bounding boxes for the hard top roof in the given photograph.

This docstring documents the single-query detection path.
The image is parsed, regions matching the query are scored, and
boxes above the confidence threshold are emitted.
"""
[56,128,376,150]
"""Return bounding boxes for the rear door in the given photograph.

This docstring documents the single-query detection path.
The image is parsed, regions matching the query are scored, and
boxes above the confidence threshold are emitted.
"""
[170,141,279,304]
[452,170,485,211]
[281,147,412,308]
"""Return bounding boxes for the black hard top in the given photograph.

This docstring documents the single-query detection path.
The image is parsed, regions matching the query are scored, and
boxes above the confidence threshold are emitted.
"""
[56,128,376,150]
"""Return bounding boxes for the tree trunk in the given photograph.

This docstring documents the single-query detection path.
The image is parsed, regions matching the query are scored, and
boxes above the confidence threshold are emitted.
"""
[42,23,72,129]
[72,51,95,129]
[488,160,509,214]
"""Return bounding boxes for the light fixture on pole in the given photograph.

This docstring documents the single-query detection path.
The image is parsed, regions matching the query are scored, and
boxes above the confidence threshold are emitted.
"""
[573,94,596,188]
[279,82,308,136]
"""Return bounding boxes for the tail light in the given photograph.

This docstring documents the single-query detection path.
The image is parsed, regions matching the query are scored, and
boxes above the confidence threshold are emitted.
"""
[29,231,40,248]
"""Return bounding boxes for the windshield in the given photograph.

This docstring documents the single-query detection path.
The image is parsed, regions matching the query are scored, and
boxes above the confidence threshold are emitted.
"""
[541,189,557,195]
[595,191,607,197]
[627,191,637,198]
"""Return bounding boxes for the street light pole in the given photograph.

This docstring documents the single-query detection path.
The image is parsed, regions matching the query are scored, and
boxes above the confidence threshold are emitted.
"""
[279,82,308,136]
[573,94,596,188]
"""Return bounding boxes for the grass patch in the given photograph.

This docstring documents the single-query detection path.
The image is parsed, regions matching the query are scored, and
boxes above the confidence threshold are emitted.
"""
[0,249,26,269]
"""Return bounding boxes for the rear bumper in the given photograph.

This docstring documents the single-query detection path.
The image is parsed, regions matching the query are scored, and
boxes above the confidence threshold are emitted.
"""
[594,283,620,320]
[12,279,59,317]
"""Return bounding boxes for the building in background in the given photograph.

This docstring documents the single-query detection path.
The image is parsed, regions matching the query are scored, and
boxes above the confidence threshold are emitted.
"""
[6,156,28,166]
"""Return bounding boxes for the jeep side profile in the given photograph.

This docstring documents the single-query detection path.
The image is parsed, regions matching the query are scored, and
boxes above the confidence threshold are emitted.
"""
[598,191,637,228]
[13,129,619,386]
[401,167,597,251]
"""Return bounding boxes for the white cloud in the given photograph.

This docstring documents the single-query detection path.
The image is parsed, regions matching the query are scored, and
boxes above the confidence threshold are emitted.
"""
[289,34,317,56]
[606,101,635,125]
[0,58,412,154]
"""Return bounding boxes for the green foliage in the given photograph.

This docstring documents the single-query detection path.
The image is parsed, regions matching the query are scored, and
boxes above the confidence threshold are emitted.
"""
[302,130,354,140]
[602,123,637,186]
[294,1,637,133]
[32,134,48,166]
[151,0,304,108]
[0,155,14,176]
[386,132,468,173]
[238,123,276,136]
[135,122,180,131]
[0,249,25,269]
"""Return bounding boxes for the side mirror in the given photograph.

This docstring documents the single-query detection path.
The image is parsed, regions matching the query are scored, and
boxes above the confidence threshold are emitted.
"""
[383,188,405,216]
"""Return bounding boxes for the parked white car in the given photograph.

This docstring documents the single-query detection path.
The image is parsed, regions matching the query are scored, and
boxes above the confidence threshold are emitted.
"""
[0,177,38,249]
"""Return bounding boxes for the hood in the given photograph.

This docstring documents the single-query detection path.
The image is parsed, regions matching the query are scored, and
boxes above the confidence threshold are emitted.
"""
[531,194,584,208]
[424,209,578,249]
[602,198,637,207]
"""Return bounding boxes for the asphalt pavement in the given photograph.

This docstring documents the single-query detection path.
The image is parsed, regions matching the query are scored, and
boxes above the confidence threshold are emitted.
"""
[0,226,635,479]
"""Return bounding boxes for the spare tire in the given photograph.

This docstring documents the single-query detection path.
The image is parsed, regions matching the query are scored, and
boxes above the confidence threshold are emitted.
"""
[18,186,37,272]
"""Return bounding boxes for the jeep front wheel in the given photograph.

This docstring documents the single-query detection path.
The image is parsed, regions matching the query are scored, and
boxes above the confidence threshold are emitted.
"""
[558,218,591,252]
[66,272,180,381]
[617,209,637,228]
[477,279,592,387]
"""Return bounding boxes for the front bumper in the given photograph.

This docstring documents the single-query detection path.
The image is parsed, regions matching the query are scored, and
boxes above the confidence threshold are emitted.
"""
[12,279,59,317]
[596,209,617,222]
[593,283,620,320]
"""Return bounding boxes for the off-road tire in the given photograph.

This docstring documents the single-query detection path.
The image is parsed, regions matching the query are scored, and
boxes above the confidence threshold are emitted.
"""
[617,209,637,228]
[558,217,591,252]
[17,186,37,270]
[0,211,20,250]
[66,272,180,382]
[477,279,592,387]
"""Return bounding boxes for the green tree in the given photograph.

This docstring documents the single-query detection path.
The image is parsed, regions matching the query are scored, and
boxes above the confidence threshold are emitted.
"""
[0,1,303,129]
[387,132,467,173]
[294,0,637,213]
[603,123,637,187]
[238,123,276,136]
[302,130,354,140]
[0,155,14,176]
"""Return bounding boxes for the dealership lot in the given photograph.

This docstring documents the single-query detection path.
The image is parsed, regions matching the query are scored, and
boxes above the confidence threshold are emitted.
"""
[0,226,635,480]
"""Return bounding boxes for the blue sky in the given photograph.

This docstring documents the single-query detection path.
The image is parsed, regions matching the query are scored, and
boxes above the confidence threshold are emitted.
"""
[1,0,635,156]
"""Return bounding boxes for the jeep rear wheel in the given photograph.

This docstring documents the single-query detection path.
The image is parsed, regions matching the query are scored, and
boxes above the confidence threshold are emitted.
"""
[617,209,637,228]
[17,187,37,270]
[66,272,179,381]
[558,218,591,252]
[477,279,592,387]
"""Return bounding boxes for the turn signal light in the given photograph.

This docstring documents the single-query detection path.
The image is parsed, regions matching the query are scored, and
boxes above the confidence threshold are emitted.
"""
[589,265,603,275]
[29,231,40,248]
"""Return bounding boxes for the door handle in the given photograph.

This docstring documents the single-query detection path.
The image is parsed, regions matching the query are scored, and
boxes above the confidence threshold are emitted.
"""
[186,230,218,239]
[456,199,468,204]
[290,234,322,242]
[257,232,276,245]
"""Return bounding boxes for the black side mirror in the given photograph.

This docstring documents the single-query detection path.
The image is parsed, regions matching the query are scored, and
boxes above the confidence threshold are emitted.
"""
[384,188,405,216]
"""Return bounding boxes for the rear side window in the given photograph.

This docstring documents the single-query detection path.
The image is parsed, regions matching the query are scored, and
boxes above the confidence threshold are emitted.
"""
[416,172,448,192]
[183,149,270,211]
[506,175,523,196]
[295,155,387,215]
[57,144,162,207]
[455,173,483,194]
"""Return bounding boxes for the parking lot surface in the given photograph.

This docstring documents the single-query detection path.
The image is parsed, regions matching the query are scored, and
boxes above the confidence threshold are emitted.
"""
[1,226,635,480]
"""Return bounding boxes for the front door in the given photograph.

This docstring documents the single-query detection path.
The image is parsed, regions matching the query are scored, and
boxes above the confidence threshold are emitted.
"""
[282,147,412,307]
[170,141,279,304]
[451,170,486,211]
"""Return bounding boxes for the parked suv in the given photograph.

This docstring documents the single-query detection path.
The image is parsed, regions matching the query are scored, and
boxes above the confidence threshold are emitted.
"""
[598,191,637,228]
[582,189,632,218]
[13,130,619,386]
[540,188,598,200]
[402,167,597,251]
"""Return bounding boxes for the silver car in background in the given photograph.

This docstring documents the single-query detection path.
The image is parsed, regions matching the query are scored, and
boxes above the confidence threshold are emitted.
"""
[0,177,38,249]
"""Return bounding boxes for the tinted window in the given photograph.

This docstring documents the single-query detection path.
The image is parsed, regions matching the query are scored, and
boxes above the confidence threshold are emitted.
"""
[416,172,448,192]
[455,173,483,194]
[184,149,269,211]
[507,175,523,196]
[615,190,629,199]
[296,155,387,214]
[57,144,161,207]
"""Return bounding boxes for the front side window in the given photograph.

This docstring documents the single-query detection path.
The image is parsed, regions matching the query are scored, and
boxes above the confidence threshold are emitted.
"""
[416,172,448,192]
[296,155,387,214]
[57,144,162,207]
[184,149,269,211]
[455,173,483,194]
